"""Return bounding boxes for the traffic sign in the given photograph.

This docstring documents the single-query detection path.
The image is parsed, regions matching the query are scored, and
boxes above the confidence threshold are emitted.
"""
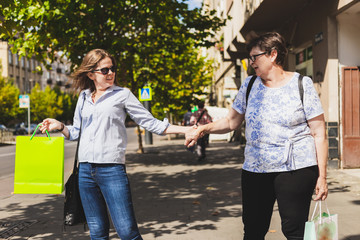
[139,87,152,101]
[19,95,30,108]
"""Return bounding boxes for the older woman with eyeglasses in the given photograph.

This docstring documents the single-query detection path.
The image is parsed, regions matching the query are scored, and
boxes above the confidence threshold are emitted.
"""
[40,49,193,240]
[185,32,328,240]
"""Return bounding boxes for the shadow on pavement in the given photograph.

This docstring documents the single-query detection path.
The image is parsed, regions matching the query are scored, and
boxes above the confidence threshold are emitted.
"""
[0,195,91,239]
[0,141,244,239]
[126,141,244,238]
[342,235,360,240]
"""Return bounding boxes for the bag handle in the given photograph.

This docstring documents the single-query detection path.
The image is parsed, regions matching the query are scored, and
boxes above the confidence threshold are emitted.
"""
[310,200,332,223]
[30,123,50,141]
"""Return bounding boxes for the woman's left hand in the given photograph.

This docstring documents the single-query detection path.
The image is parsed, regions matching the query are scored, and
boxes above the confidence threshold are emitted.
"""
[314,177,328,201]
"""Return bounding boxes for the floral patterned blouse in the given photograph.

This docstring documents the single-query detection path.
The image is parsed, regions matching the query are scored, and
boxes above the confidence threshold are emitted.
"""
[232,73,324,173]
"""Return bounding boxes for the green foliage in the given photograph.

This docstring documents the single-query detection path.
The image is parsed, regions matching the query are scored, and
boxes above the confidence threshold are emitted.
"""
[1,0,226,120]
[29,84,63,122]
[0,74,21,124]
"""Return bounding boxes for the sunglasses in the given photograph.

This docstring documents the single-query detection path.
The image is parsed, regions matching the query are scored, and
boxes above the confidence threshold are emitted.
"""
[91,66,116,75]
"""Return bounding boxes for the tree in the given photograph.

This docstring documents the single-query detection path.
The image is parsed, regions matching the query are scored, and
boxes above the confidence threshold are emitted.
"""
[0,73,21,125]
[0,0,224,101]
[29,83,63,122]
[1,0,226,151]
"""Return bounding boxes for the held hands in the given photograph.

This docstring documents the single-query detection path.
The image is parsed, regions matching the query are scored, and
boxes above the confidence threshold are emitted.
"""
[39,118,62,133]
[313,177,328,201]
[184,125,205,147]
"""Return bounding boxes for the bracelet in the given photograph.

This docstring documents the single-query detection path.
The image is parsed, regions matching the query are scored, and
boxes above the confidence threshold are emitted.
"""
[59,123,65,132]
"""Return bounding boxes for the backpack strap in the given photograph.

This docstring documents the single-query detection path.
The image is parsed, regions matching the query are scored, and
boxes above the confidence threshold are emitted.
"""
[195,110,206,126]
[245,74,304,109]
[298,74,304,106]
[246,75,257,107]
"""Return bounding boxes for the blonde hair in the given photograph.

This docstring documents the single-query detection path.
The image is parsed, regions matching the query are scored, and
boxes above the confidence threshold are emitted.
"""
[71,49,117,93]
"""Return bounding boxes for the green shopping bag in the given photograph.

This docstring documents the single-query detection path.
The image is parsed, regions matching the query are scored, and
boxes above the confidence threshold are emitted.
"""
[304,200,338,240]
[14,124,64,194]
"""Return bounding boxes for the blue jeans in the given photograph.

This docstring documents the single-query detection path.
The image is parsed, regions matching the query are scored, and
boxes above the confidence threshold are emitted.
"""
[78,163,143,240]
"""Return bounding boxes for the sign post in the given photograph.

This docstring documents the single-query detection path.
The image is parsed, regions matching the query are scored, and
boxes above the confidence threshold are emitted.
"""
[139,87,153,145]
[19,95,30,135]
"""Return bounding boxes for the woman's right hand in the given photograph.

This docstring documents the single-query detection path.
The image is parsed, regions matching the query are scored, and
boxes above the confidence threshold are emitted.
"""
[39,118,62,133]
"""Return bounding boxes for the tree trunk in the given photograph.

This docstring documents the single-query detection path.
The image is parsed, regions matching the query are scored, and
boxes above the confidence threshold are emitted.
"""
[136,125,144,154]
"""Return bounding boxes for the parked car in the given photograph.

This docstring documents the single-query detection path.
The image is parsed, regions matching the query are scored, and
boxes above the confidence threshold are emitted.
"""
[0,124,8,130]
[14,123,40,135]
[14,123,28,135]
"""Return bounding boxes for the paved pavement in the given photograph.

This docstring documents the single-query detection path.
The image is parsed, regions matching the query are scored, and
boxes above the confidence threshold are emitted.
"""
[0,133,360,240]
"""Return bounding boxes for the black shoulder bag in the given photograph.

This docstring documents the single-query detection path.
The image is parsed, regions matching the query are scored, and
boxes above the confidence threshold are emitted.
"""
[64,94,86,226]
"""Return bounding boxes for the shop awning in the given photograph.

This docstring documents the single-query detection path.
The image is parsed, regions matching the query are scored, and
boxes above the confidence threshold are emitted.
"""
[240,0,307,38]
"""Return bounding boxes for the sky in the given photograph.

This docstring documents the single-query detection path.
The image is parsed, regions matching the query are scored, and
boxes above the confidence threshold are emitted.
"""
[187,0,202,10]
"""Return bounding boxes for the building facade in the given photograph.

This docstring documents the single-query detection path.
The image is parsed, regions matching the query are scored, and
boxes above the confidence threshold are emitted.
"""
[0,41,42,93]
[0,40,71,93]
[207,0,360,168]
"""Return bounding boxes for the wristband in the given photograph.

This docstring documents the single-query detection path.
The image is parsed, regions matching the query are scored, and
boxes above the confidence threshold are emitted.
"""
[59,123,65,132]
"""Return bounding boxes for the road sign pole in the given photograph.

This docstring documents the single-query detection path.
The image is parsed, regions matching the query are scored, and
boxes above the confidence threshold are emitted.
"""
[144,100,153,145]
[27,104,31,135]
[19,95,31,135]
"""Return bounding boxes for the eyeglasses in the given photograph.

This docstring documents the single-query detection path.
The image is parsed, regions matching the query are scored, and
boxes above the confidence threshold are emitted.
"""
[91,66,116,75]
[248,52,268,62]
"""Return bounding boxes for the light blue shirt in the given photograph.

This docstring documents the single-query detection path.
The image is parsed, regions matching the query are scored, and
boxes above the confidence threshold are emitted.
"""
[232,73,324,173]
[66,85,170,164]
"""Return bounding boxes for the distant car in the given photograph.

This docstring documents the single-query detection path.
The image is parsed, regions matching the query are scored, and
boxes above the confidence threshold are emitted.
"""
[29,123,40,134]
[14,123,28,135]
[0,124,7,130]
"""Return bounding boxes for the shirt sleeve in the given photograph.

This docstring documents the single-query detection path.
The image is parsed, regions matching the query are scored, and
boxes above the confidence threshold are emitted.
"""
[66,92,85,141]
[232,76,252,114]
[125,90,170,135]
[302,76,324,120]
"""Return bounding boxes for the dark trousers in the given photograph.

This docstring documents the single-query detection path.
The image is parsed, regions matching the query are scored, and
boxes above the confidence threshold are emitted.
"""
[241,166,318,240]
[196,135,208,158]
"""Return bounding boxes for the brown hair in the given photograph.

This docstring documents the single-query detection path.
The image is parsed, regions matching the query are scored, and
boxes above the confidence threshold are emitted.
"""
[246,32,288,67]
[71,49,117,93]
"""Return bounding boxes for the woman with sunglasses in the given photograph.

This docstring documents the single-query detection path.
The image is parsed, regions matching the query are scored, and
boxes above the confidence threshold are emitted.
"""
[185,32,328,239]
[40,49,192,240]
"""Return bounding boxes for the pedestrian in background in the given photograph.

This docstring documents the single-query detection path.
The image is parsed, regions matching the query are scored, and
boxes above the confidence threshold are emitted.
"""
[189,101,212,161]
[40,49,192,240]
[185,32,328,239]
[182,106,192,126]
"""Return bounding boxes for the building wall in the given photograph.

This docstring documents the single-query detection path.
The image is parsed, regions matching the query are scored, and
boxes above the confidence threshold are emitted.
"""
[337,2,360,67]
[211,0,249,108]
[0,40,71,93]
[0,41,9,77]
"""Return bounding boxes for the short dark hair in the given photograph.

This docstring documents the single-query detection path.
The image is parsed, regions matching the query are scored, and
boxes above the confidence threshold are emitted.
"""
[198,101,205,109]
[246,32,288,67]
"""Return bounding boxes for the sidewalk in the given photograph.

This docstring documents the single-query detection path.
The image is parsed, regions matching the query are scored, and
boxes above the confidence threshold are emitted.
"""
[0,134,360,240]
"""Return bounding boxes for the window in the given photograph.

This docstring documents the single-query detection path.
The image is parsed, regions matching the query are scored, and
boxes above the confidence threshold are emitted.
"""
[8,50,13,65]
[21,57,25,69]
[295,46,313,79]
[32,59,36,71]
[27,58,31,71]
[15,54,19,66]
